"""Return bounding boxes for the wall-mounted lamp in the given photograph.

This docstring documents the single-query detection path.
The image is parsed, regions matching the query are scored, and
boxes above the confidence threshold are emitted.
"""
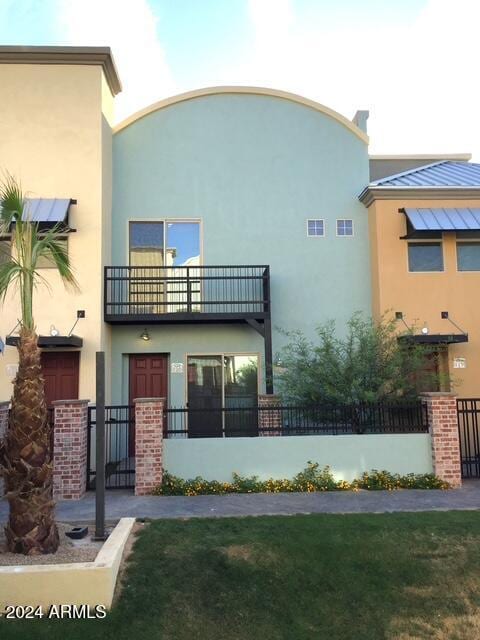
[421,324,429,335]
[140,329,150,342]
[50,324,59,337]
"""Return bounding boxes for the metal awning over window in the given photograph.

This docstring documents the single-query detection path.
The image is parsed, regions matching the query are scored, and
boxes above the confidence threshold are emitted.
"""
[403,208,480,232]
[17,198,76,231]
[398,333,468,345]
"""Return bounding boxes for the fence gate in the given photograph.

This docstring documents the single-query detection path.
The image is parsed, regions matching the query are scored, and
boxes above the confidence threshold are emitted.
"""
[457,399,480,478]
[87,405,135,489]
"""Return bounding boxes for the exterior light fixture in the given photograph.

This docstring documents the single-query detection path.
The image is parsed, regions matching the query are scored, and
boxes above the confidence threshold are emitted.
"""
[421,324,429,335]
[50,325,59,337]
[140,329,150,341]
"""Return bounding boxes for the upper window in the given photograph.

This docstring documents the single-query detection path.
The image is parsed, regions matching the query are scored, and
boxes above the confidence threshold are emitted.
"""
[0,240,11,265]
[408,242,443,272]
[307,219,324,237]
[457,242,480,271]
[36,238,68,269]
[129,221,200,267]
[336,219,353,236]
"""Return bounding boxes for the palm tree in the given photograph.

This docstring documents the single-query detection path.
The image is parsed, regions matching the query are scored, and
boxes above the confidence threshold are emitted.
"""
[0,176,78,554]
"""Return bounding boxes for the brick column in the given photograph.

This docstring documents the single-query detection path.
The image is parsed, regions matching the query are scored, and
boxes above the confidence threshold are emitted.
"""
[53,399,89,500]
[0,402,9,497]
[258,394,282,436]
[134,397,164,496]
[421,392,462,488]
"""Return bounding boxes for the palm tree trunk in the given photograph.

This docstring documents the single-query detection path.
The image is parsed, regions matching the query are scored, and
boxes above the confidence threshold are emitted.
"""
[1,328,59,554]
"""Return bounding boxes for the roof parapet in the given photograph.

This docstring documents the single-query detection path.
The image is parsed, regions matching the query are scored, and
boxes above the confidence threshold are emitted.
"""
[0,46,122,96]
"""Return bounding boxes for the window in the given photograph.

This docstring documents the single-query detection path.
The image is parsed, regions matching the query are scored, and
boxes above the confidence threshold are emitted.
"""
[129,221,200,266]
[36,238,68,269]
[336,219,353,236]
[307,219,324,237]
[0,240,11,265]
[457,242,480,271]
[408,242,443,272]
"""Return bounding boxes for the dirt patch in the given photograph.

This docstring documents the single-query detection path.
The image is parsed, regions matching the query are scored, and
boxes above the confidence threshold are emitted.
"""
[0,523,102,566]
[219,543,278,565]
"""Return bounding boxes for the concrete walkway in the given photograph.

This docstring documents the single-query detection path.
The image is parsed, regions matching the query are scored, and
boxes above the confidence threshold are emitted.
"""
[2,482,480,523]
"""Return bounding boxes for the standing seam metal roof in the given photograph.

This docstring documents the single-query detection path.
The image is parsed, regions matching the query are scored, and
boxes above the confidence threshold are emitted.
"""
[370,161,480,187]
[404,207,480,231]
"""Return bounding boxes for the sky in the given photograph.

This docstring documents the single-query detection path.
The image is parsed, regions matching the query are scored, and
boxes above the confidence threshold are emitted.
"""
[0,0,478,159]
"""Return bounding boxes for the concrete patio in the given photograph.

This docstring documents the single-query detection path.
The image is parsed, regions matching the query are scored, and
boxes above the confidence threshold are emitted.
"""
[2,482,480,523]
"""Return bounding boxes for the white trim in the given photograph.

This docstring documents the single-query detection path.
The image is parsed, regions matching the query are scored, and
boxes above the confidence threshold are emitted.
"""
[336,219,354,237]
[306,218,325,237]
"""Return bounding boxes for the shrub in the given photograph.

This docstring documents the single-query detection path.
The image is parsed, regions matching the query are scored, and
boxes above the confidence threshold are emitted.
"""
[153,462,449,496]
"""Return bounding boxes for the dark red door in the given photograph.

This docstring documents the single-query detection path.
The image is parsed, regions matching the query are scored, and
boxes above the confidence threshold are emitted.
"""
[129,354,169,452]
[41,351,80,407]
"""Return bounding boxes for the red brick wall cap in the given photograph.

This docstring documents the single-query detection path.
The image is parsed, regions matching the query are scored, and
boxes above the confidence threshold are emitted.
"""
[52,399,90,406]
[420,392,457,398]
[133,397,166,404]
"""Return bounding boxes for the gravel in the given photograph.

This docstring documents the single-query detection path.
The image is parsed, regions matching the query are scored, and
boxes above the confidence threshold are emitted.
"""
[0,523,103,566]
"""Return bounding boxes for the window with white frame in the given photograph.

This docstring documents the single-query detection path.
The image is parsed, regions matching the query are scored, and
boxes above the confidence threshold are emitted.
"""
[336,219,354,236]
[307,219,325,237]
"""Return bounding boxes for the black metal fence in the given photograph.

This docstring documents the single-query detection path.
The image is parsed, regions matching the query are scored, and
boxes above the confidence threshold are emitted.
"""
[457,399,480,478]
[104,265,270,320]
[165,401,429,439]
[87,405,135,489]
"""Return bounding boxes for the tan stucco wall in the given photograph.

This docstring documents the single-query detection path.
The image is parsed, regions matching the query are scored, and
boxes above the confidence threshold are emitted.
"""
[368,197,480,397]
[0,63,113,402]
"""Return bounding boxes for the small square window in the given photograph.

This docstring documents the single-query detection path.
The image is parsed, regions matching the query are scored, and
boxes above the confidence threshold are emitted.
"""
[457,242,480,271]
[336,219,353,236]
[408,242,443,272]
[307,219,324,237]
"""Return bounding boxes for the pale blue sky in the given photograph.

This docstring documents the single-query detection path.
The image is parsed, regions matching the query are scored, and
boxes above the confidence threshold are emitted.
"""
[0,0,478,158]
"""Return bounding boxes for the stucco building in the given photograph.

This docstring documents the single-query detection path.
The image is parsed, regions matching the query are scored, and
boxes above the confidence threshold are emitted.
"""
[0,45,479,417]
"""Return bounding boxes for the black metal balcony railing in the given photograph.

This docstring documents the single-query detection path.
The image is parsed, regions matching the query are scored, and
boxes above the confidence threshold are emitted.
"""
[104,265,270,323]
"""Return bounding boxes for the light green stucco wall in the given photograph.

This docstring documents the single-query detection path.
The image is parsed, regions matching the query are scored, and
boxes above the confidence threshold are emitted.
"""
[111,324,264,405]
[163,434,433,482]
[112,92,371,402]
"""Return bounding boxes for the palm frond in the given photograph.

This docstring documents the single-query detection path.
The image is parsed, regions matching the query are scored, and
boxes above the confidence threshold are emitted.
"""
[0,173,24,234]
[0,260,22,302]
[33,225,79,291]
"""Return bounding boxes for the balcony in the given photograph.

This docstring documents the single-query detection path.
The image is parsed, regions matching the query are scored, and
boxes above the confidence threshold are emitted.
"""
[104,265,271,325]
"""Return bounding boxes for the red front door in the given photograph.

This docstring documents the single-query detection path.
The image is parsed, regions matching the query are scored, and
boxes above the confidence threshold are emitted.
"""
[129,354,169,452]
[41,351,80,407]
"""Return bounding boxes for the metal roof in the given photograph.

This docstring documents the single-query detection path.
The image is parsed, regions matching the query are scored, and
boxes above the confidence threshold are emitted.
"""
[371,161,480,187]
[23,198,72,223]
[404,207,480,231]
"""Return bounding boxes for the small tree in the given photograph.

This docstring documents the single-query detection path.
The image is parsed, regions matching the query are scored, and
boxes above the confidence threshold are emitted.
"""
[0,176,78,554]
[276,313,449,405]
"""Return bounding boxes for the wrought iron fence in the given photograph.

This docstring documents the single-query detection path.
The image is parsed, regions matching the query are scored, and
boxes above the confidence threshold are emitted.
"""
[165,401,429,439]
[87,405,135,489]
[457,398,480,478]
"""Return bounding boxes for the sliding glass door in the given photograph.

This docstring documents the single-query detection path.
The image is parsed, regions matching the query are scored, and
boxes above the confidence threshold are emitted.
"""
[129,221,200,314]
[187,354,259,437]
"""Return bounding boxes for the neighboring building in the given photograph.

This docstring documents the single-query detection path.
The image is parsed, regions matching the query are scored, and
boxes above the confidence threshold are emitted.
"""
[360,161,480,397]
[0,45,479,417]
[0,46,120,406]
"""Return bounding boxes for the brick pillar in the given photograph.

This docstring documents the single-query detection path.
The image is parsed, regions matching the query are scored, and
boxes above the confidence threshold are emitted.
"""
[134,397,164,496]
[258,394,282,436]
[421,392,462,488]
[53,399,89,500]
[0,402,9,497]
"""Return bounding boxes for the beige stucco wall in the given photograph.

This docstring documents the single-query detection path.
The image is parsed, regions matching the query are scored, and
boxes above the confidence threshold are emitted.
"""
[0,63,113,402]
[368,197,480,397]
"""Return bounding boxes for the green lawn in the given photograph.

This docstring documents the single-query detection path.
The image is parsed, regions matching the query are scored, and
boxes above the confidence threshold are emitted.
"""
[3,512,480,640]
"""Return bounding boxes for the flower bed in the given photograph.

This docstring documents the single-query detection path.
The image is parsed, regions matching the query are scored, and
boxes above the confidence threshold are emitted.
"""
[153,462,449,496]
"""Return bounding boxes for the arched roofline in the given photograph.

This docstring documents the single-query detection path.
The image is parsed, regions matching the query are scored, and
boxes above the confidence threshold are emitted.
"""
[114,86,369,143]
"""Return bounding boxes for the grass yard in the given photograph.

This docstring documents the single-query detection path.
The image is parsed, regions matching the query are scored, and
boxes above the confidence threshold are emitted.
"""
[2,511,480,639]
